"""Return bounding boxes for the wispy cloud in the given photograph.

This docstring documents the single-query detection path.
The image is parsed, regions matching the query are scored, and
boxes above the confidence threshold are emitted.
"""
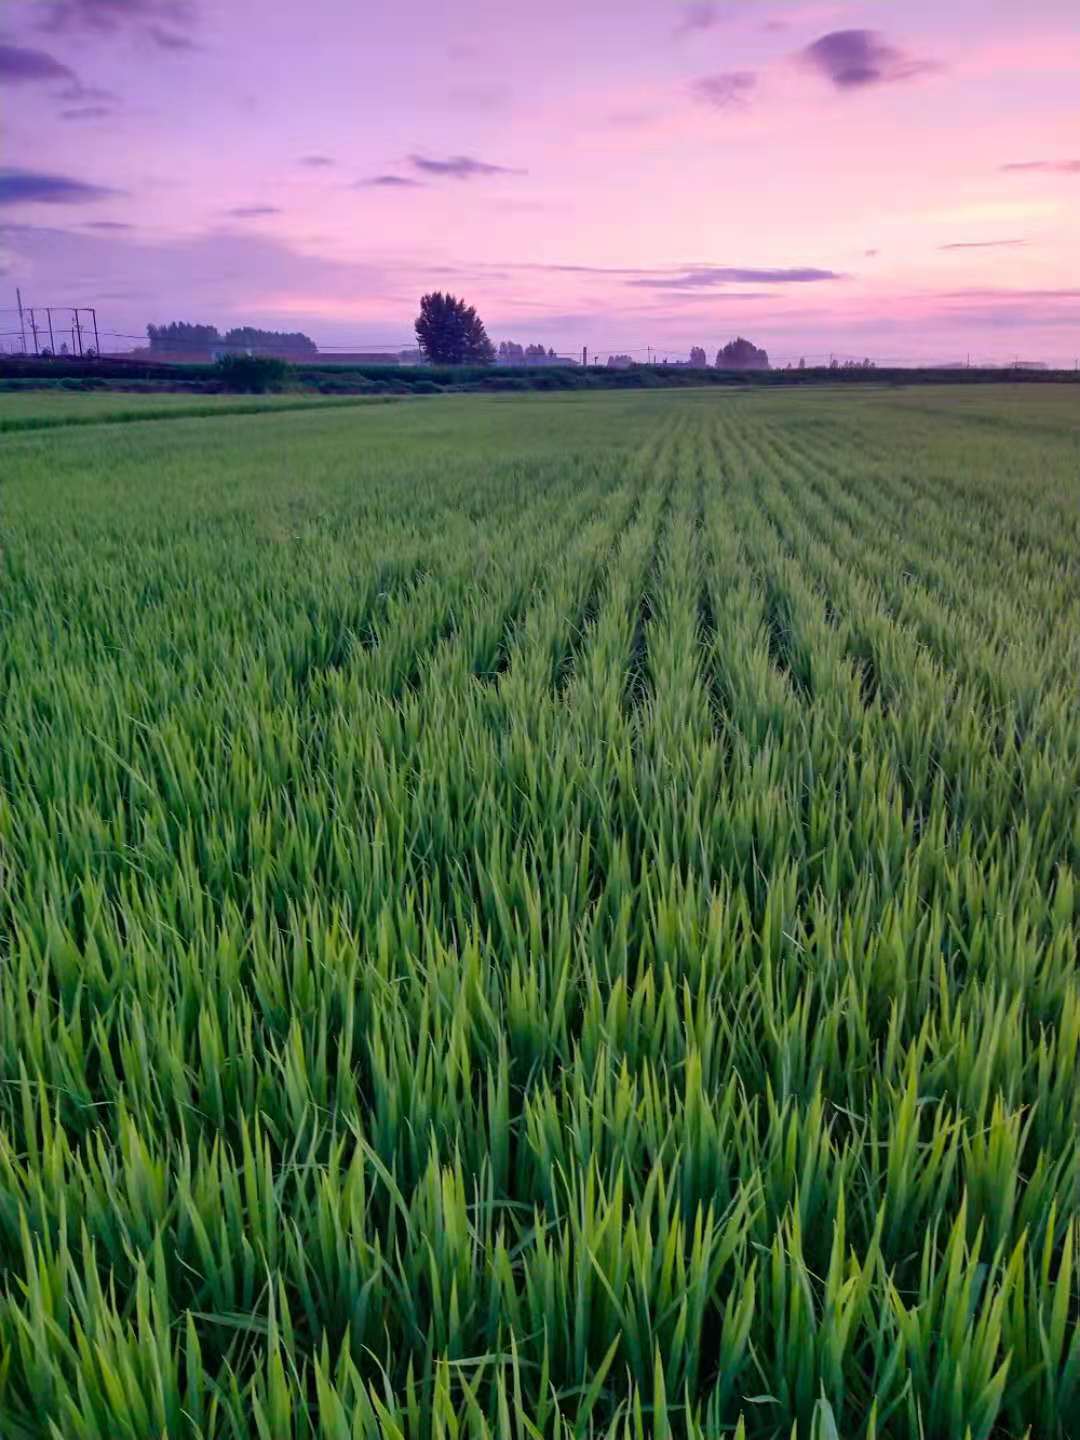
[940,238,1027,250]
[408,154,524,180]
[800,30,939,89]
[226,205,281,217]
[85,220,133,230]
[692,71,756,109]
[628,265,842,289]
[62,105,113,120]
[1001,159,1080,174]
[148,25,198,50]
[360,175,426,188]
[59,82,116,102]
[41,0,197,35]
[674,3,720,36]
[0,42,76,84]
[300,155,335,168]
[0,169,119,206]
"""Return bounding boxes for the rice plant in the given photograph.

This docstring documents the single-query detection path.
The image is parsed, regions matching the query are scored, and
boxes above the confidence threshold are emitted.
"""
[0,385,1077,1437]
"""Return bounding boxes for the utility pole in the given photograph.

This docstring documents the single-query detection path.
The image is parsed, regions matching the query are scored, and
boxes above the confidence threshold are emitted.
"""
[582,345,587,367]
[46,307,55,355]
[73,310,84,357]
[16,288,27,354]
[91,307,100,356]
[27,308,40,356]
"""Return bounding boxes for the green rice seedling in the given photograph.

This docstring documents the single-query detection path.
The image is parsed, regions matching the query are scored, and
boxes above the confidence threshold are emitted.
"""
[1,385,1077,1437]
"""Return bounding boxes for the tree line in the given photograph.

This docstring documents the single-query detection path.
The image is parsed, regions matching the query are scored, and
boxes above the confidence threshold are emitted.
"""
[146,323,317,356]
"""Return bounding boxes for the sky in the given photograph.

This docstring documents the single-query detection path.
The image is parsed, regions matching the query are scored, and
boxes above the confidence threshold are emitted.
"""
[1,0,1079,364]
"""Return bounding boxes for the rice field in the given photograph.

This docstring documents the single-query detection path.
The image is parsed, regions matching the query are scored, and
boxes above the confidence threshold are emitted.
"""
[1,385,1078,1439]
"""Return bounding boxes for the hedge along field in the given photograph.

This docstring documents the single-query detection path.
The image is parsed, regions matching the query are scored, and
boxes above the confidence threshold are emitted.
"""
[0,386,1078,1440]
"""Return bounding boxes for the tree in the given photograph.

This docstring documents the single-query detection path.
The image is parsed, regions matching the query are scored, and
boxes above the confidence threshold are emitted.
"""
[715,337,769,371]
[607,354,634,368]
[222,327,316,357]
[498,341,525,363]
[689,346,707,367]
[147,322,221,352]
[415,292,495,365]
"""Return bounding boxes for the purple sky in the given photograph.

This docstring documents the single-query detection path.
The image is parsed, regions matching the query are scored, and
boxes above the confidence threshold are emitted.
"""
[2,0,1079,363]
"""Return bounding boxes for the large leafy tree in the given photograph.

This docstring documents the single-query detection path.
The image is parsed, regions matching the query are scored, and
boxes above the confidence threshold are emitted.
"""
[715,336,770,371]
[415,292,495,365]
[689,346,708,367]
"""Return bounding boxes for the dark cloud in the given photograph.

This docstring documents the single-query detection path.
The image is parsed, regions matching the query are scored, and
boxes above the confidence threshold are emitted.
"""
[85,220,133,229]
[865,249,879,257]
[0,168,118,206]
[628,266,842,289]
[674,3,720,35]
[61,105,112,120]
[1001,159,1080,174]
[940,239,1027,250]
[409,154,523,180]
[226,205,281,217]
[800,30,938,89]
[300,155,335,168]
[693,72,756,108]
[361,175,426,188]
[0,42,75,83]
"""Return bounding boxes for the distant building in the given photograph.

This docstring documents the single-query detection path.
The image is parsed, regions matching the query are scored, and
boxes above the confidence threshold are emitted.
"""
[1010,360,1048,371]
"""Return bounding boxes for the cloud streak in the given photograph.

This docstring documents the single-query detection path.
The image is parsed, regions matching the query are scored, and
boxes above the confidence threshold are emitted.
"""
[61,105,112,121]
[1001,159,1080,174]
[800,30,939,89]
[361,175,425,188]
[226,205,281,217]
[0,169,119,206]
[408,154,523,180]
[300,155,335,168]
[940,239,1027,250]
[627,266,843,289]
[693,72,756,109]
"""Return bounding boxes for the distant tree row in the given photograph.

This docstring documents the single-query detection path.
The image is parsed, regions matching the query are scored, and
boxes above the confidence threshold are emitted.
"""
[146,322,317,355]
[497,342,558,363]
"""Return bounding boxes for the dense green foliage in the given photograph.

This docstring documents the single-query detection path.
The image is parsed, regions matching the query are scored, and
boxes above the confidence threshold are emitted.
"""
[4,352,1080,397]
[1,386,1078,1439]
[215,353,291,392]
[415,292,497,365]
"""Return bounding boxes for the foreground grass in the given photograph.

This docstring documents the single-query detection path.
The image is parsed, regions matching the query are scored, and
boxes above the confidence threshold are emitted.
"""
[1,386,1078,1439]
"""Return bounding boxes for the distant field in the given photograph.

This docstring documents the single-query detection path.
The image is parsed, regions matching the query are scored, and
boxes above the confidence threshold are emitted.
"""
[1,386,1078,1439]
[0,388,410,432]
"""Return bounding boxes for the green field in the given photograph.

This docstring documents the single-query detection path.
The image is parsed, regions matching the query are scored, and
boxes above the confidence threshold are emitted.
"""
[0,388,409,433]
[1,386,1078,1439]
